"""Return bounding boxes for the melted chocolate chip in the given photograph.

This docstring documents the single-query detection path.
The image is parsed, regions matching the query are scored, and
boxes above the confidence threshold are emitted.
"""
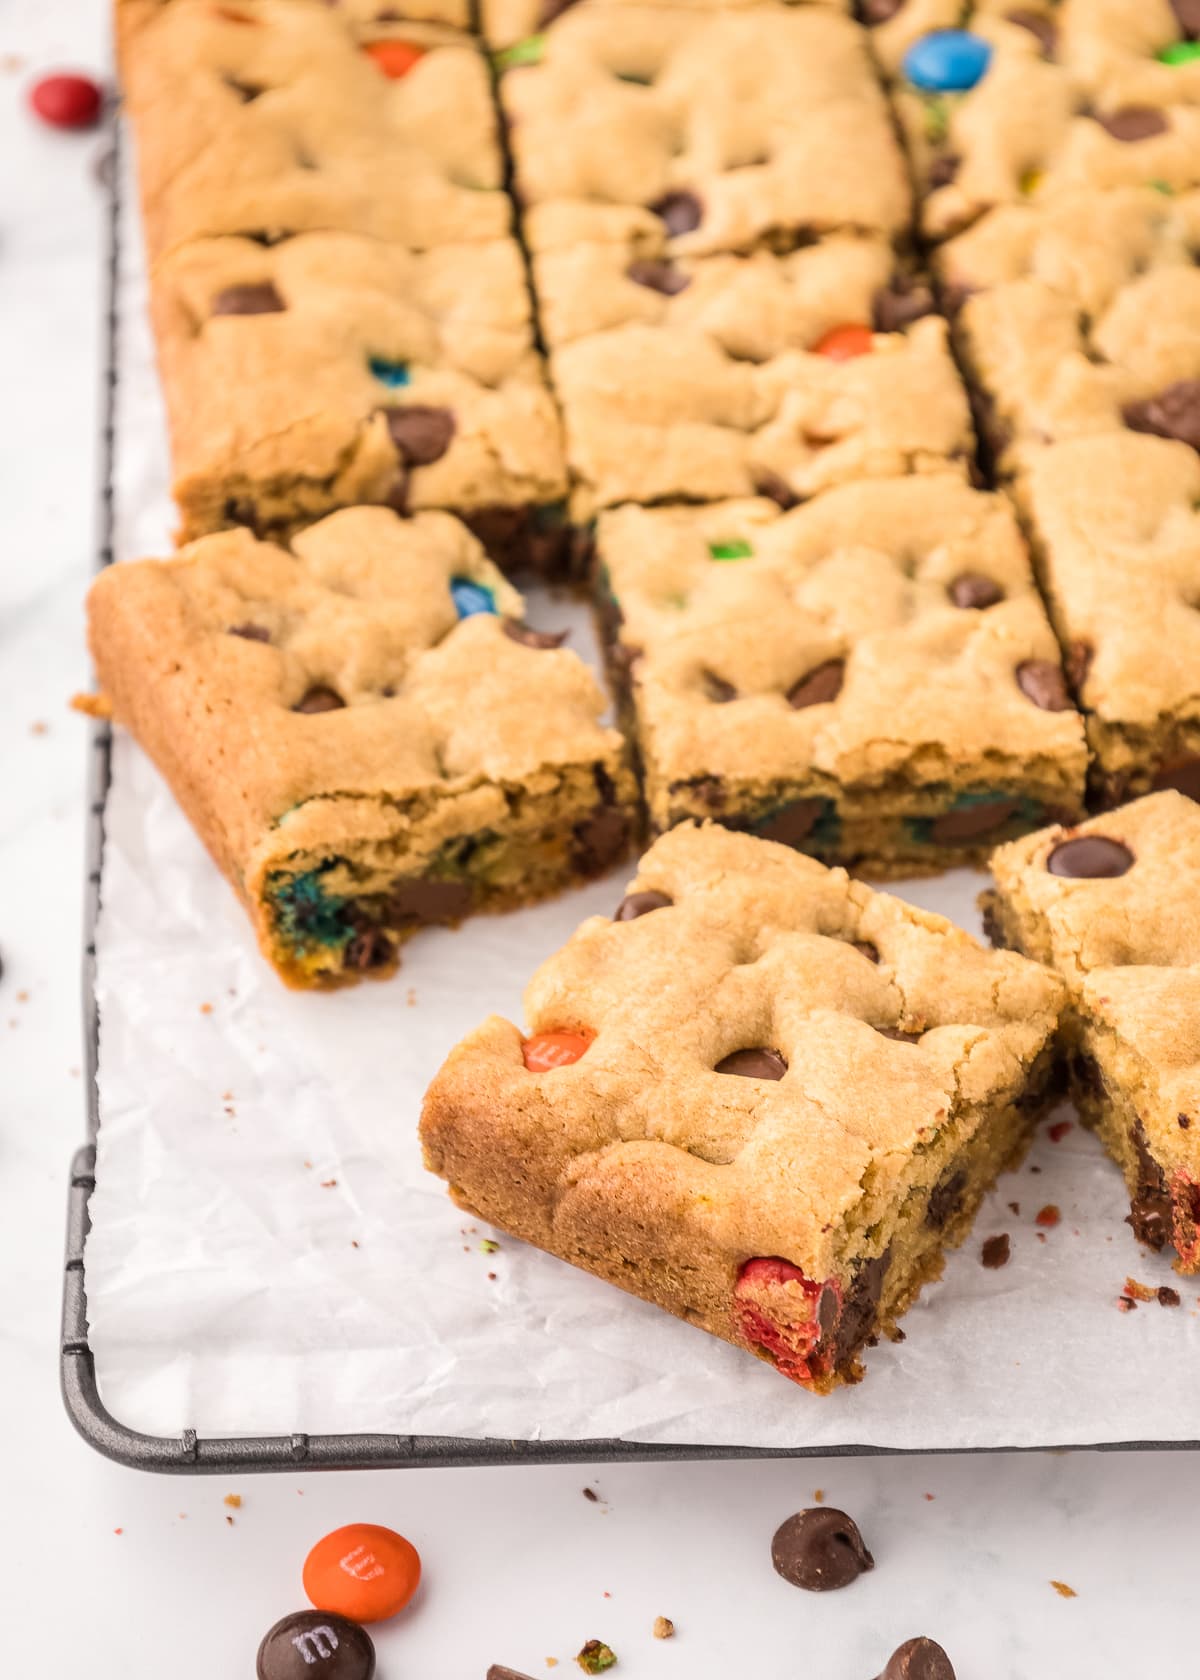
[293,686,345,713]
[388,878,471,926]
[344,929,392,971]
[1005,10,1057,55]
[771,1508,875,1592]
[384,404,457,465]
[228,622,271,642]
[1128,1121,1172,1249]
[875,1637,957,1680]
[1096,106,1169,142]
[1172,0,1200,37]
[948,571,1004,610]
[572,804,630,873]
[927,153,961,190]
[981,1232,1011,1269]
[225,75,264,103]
[833,1251,889,1365]
[930,798,1020,844]
[1016,659,1072,711]
[1154,756,1200,800]
[715,1048,787,1079]
[754,799,826,846]
[873,279,935,332]
[649,190,703,236]
[627,258,691,295]
[502,619,568,649]
[1046,835,1134,878]
[1065,638,1093,692]
[876,1025,923,1042]
[852,940,880,963]
[926,1168,967,1230]
[256,1611,376,1680]
[704,671,737,703]
[211,281,285,316]
[787,659,844,709]
[752,468,798,510]
[1122,379,1200,450]
[861,0,905,20]
[615,889,673,920]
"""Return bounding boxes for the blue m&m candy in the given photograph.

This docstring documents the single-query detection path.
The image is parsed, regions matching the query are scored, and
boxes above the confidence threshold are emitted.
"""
[368,355,411,388]
[450,577,497,619]
[903,29,992,93]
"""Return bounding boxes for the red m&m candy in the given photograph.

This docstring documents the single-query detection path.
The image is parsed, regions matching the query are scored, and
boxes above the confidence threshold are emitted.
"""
[363,39,428,78]
[812,323,875,361]
[29,72,103,131]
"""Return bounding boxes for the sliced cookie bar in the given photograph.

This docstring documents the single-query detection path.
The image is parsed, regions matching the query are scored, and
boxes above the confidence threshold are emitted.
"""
[87,508,635,987]
[421,822,1066,1391]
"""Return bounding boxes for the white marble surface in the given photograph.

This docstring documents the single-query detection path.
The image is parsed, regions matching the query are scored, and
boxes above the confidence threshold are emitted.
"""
[1,1,1194,1673]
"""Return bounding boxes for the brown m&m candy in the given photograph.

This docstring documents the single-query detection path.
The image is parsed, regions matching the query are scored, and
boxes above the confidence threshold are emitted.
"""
[1046,836,1134,878]
[771,1507,875,1591]
[874,1636,956,1679]
[716,1048,788,1080]
[614,889,673,920]
[256,1611,375,1680]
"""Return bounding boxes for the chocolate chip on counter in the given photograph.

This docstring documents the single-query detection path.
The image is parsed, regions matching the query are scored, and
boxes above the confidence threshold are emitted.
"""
[861,0,905,20]
[502,619,568,649]
[1121,379,1200,450]
[752,467,799,510]
[388,878,471,926]
[384,404,457,465]
[874,1637,957,1680]
[211,281,285,315]
[1172,0,1200,36]
[649,190,703,236]
[787,659,844,709]
[1016,659,1072,711]
[572,804,630,874]
[293,686,345,713]
[1004,9,1058,55]
[873,280,935,332]
[1154,756,1200,800]
[488,1669,538,1680]
[1096,105,1169,142]
[948,571,1004,609]
[704,670,738,703]
[626,258,691,295]
[929,798,1019,844]
[926,1168,967,1230]
[852,940,881,963]
[771,1507,875,1592]
[715,1047,788,1079]
[256,1611,375,1680]
[1046,835,1134,878]
[344,929,392,971]
[754,799,827,846]
[228,622,271,641]
[981,1232,1011,1269]
[614,889,673,921]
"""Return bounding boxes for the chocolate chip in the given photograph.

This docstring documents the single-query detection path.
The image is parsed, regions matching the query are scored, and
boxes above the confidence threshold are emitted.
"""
[293,686,345,713]
[754,799,826,846]
[388,878,471,926]
[927,153,961,189]
[1128,1120,1173,1249]
[1159,1285,1182,1307]
[344,928,392,971]
[926,1168,967,1230]
[211,281,285,316]
[877,1025,923,1042]
[787,659,844,709]
[502,619,568,649]
[1065,639,1093,692]
[228,622,271,641]
[384,405,456,465]
[930,798,1019,843]
[1004,10,1057,55]
[752,468,798,510]
[852,940,880,963]
[715,1048,787,1079]
[704,670,737,702]
[1172,0,1200,37]
[225,75,264,103]
[256,1611,375,1680]
[873,280,935,332]
[627,258,691,295]
[1016,659,1072,711]
[948,571,1004,610]
[770,1508,875,1593]
[649,190,702,236]
[1154,756,1200,800]
[537,0,579,22]
[981,1232,1011,1269]
[875,1637,957,1680]
[861,0,904,20]
[572,804,629,873]
[1096,106,1169,142]
[1121,379,1200,450]
[833,1251,889,1365]
[1046,835,1134,878]
[686,775,726,810]
[615,889,672,920]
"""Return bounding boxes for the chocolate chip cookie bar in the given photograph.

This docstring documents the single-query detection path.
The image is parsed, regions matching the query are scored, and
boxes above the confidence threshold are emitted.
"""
[1017,433,1200,806]
[937,186,1200,476]
[150,230,568,548]
[421,822,1066,1390]
[985,792,1200,1272]
[87,508,635,988]
[596,477,1087,873]
[118,0,511,265]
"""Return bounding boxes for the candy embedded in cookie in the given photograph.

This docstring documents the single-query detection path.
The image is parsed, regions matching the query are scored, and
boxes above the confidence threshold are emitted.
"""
[523,1030,593,1071]
[903,31,992,94]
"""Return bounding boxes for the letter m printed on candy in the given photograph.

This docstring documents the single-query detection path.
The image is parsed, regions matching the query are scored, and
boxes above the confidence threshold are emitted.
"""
[340,1545,385,1583]
[292,1624,340,1664]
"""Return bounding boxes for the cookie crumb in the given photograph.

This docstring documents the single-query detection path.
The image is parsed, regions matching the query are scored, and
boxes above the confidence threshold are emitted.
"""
[487,1271,498,1281]
[812,1488,824,1503]
[1050,1580,1077,1599]
[199,1002,213,1015]
[1007,1201,1021,1215]
[1117,1295,1137,1312]
[480,1238,500,1253]
[576,1640,616,1673]
[30,720,48,736]
[1035,1205,1060,1227]
[981,1233,1010,1269]
[652,1618,674,1640]
[923,1493,935,1502]
[71,691,112,719]
[113,1528,123,1536]
[225,1514,235,1526]
[582,1487,599,1502]
[320,1178,338,1188]
[1123,1277,1156,1302]
[223,1493,242,1509]
[1047,1120,1072,1142]
[1158,1286,1181,1307]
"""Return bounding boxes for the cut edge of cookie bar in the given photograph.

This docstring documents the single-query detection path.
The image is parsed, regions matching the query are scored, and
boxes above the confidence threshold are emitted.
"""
[87,508,637,989]
[421,821,1067,1392]
[593,479,1087,878]
[984,792,1200,1274]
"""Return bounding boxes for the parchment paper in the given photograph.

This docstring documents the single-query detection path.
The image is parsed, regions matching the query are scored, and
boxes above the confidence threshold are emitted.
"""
[85,161,1200,1449]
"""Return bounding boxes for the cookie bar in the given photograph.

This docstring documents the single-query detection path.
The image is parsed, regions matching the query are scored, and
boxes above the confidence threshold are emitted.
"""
[421,822,1066,1391]
[985,792,1200,1273]
[1017,433,1200,806]
[936,186,1200,475]
[150,231,568,550]
[118,0,511,265]
[497,4,912,256]
[483,0,849,51]
[87,508,635,988]
[553,313,976,523]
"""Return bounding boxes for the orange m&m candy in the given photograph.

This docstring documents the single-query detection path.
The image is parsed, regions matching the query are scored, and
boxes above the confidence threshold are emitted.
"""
[363,39,427,78]
[522,1030,593,1072]
[302,1523,421,1624]
[812,323,875,361]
